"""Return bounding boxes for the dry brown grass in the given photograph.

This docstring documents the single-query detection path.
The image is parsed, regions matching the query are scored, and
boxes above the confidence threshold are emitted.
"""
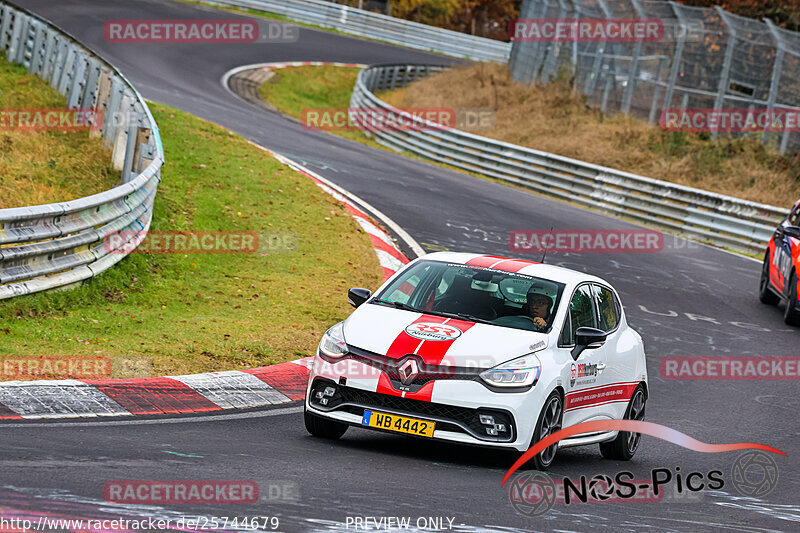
[0,57,117,209]
[380,63,800,208]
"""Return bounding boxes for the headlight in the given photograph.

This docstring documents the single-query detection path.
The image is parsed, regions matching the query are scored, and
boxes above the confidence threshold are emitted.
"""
[480,353,542,388]
[318,322,348,359]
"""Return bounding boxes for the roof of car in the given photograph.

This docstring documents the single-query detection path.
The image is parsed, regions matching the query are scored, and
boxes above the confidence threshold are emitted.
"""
[419,252,612,287]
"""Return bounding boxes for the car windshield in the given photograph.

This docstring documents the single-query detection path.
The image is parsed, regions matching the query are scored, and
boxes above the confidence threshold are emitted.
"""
[372,260,566,332]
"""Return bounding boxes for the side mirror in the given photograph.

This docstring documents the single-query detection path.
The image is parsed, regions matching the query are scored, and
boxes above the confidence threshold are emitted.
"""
[348,287,372,308]
[784,226,800,239]
[571,327,607,360]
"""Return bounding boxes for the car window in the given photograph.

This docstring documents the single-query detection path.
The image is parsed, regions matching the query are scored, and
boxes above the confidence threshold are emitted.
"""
[565,285,597,344]
[593,285,620,332]
[789,202,800,226]
[374,260,566,332]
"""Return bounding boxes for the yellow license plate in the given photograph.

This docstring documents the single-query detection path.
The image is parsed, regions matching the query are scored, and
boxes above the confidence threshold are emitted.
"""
[362,410,435,437]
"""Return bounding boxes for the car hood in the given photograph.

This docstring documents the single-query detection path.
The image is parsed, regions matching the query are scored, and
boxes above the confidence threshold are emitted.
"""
[343,304,548,369]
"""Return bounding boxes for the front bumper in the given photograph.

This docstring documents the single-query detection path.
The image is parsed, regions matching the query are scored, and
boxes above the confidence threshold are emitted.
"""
[305,354,546,451]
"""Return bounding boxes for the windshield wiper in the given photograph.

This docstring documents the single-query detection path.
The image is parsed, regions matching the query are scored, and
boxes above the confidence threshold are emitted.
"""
[372,298,421,312]
[436,311,496,326]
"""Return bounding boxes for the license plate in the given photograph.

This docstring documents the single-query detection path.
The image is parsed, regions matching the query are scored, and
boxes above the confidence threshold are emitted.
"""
[361,410,435,437]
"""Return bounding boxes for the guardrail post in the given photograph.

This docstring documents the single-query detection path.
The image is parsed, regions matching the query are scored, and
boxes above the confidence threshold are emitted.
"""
[80,58,101,109]
[104,78,124,146]
[539,0,569,82]
[28,20,45,74]
[57,44,77,94]
[49,39,68,88]
[762,19,786,149]
[621,0,646,113]
[6,10,24,61]
[67,52,89,108]
[712,6,737,140]
[648,56,666,124]
[121,111,141,183]
[0,5,12,50]
[662,2,687,112]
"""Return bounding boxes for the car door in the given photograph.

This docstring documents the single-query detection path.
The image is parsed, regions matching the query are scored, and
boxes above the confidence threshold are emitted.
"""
[559,284,613,427]
[772,203,800,296]
[589,283,638,420]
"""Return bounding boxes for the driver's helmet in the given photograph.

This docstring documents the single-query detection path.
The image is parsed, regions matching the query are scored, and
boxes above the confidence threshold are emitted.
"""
[526,283,555,314]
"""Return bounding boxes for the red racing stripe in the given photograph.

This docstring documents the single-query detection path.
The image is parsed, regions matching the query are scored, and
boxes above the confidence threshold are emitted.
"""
[465,255,507,268]
[465,255,537,273]
[564,382,639,412]
[384,315,447,360]
[413,318,475,365]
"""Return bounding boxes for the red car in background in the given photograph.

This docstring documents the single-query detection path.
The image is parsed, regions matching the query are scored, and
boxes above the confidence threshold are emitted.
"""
[760,200,800,326]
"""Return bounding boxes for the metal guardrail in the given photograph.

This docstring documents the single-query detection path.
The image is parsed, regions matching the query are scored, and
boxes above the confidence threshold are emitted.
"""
[0,1,164,300]
[350,64,787,256]
[203,0,510,63]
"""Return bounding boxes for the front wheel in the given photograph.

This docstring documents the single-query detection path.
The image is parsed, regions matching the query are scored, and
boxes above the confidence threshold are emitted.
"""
[759,253,779,305]
[304,406,348,439]
[600,385,646,461]
[524,391,563,470]
[785,271,800,326]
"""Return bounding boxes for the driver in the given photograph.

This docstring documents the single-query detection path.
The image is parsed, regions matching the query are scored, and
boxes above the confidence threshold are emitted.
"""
[527,287,553,331]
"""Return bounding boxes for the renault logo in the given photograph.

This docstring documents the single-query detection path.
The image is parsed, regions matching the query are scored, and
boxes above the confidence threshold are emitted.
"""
[398,357,420,385]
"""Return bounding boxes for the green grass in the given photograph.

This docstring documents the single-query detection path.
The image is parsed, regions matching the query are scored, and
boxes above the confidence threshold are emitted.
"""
[0,103,382,378]
[258,65,388,148]
[0,56,117,208]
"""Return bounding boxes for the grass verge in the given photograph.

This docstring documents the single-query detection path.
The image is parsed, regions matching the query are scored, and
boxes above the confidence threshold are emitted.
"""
[0,102,382,378]
[0,56,118,208]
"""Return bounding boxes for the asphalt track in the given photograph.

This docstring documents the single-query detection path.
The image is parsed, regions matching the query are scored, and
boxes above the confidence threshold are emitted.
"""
[7,0,800,531]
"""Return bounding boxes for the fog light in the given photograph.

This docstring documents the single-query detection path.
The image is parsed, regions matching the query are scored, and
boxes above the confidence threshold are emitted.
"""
[315,391,324,399]
[486,427,498,436]
[320,397,329,406]
[479,415,495,425]
[495,424,506,432]
[323,386,336,397]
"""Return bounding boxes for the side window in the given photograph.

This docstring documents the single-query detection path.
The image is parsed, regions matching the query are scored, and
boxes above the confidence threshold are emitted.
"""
[593,285,620,332]
[564,285,597,345]
[559,310,572,346]
[789,203,800,227]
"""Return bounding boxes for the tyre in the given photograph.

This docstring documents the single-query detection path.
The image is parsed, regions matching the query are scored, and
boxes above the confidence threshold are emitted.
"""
[304,406,348,439]
[600,384,646,461]
[785,271,800,326]
[759,253,780,305]
[524,391,563,470]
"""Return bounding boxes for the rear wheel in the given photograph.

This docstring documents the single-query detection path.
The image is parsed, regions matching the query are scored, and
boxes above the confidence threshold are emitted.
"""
[785,271,800,326]
[304,406,348,439]
[524,391,563,470]
[600,385,646,461]
[759,253,780,305]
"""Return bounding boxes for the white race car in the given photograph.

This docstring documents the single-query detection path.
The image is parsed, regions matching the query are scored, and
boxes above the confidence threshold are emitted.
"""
[304,252,648,468]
